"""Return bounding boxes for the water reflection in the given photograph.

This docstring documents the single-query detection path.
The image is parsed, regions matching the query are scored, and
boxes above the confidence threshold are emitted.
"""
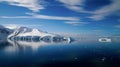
[0,36,120,51]
[3,37,72,52]
[0,37,120,67]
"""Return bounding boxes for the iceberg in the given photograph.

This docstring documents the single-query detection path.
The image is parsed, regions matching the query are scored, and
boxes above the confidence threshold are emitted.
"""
[98,38,111,42]
[7,26,71,43]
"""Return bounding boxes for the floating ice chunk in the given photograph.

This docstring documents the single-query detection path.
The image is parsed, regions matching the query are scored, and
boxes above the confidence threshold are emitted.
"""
[98,38,111,42]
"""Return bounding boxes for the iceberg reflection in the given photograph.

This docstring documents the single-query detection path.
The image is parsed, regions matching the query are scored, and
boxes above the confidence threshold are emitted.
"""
[6,37,71,51]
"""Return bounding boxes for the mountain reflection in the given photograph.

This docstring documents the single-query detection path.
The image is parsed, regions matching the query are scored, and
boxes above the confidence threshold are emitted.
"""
[10,39,69,47]
[0,38,71,52]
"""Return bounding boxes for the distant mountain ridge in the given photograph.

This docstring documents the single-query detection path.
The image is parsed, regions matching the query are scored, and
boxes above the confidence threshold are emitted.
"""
[0,25,13,40]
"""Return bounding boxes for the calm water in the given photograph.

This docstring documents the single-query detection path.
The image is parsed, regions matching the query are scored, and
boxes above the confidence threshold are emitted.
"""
[0,38,120,67]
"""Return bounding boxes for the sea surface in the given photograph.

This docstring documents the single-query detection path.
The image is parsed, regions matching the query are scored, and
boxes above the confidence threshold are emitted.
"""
[0,37,120,67]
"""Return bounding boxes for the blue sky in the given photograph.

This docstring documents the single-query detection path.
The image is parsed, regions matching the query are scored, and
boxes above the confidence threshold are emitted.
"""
[0,0,120,35]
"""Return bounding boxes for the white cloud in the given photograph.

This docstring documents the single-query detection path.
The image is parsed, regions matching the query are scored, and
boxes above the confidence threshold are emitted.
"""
[0,0,45,12]
[28,13,79,21]
[0,13,79,21]
[0,16,31,18]
[65,21,87,26]
[1,0,119,21]
[89,0,120,20]
[89,14,106,20]
[58,0,120,20]
[59,0,83,5]
[4,24,18,29]
[58,0,90,13]
[115,25,120,28]
[3,24,42,29]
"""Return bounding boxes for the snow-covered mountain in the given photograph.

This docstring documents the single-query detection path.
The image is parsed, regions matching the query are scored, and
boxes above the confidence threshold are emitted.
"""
[0,25,13,40]
[8,26,58,38]
[0,25,70,43]
[8,26,71,43]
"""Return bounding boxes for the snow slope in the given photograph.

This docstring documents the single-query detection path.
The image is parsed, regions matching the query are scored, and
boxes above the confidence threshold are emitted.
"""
[8,26,58,38]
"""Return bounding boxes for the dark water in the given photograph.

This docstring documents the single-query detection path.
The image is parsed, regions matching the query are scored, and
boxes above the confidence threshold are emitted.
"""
[0,39,120,67]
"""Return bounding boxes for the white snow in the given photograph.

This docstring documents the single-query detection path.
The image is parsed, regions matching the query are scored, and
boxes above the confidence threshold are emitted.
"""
[7,26,71,43]
[8,26,59,38]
